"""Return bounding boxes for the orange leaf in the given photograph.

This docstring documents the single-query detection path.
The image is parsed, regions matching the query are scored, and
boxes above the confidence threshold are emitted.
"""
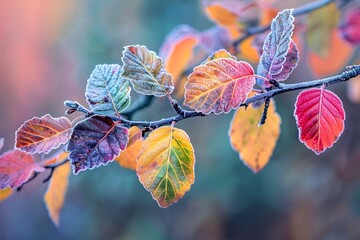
[115,127,143,170]
[184,58,255,114]
[160,25,198,84]
[0,149,44,189]
[205,3,239,27]
[229,100,281,172]
[237,36,260,63]
[0,188,12,203]
[44,161,71,227]
[308,30,353,77]
[137,126,195,207]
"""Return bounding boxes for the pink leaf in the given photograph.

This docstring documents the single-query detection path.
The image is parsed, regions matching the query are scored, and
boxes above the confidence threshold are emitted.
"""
[294,86,346,155]
[0,150,44,189]
[15,115,72,154]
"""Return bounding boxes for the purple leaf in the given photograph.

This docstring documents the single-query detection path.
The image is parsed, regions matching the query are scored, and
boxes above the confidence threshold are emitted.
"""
[66,116,129,174]
[260,9,295,78]
[272,40,299,81]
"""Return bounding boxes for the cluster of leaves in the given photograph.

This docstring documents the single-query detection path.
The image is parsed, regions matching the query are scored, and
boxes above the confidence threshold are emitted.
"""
[0,0,360,227]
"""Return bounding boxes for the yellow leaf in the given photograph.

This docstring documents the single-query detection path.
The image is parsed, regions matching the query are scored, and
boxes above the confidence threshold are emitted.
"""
[309,30,353,77]
[115,126,143,170]
[0,188,12,203]
[44,162,70,227]
[237,36,259,63]
[165,36,198,82]
[205,3,239,27]
[136,126,195,208]
[229,100,281,172]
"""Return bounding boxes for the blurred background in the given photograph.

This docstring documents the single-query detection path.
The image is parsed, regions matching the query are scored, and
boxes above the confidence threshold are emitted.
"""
[0,0,360,239]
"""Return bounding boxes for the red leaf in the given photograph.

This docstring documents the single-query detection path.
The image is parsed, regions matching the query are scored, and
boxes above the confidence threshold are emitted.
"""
[340,7,360,45]
[294,87,345,155]
[15,114,72,154]
[0,149,44,189]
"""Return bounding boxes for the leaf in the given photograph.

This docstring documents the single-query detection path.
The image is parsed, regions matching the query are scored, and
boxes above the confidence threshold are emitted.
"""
[306,3,339,57]
[115,126,143,170]
[0,149,44,189]
[237,36,260,63]
[202,0,256,38]
[159,25,198,83]
[15,115,72,154]
[85,64,131,116]
[121,45,174,97]
[271,40,299,81]
[184,58,255,114]
[204,2,239,27]
[229,99,281,172]
[137,126,195,208]
[259,9,295,78]
[294,86,346,155]
[0,138,4,152]
[0,188,12,203]
[340,7,360,45]
[66,116,129,174]
[44,161,70,227]
[308,30,353,77]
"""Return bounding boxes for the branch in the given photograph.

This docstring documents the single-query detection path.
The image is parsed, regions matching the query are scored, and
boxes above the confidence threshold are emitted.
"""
[233,0,334,48]
[67,65,360,130]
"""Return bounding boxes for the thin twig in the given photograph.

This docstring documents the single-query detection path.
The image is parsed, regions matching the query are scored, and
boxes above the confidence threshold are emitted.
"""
[259,97,271,126]
[67,65,360,130]
[43,159,70,183]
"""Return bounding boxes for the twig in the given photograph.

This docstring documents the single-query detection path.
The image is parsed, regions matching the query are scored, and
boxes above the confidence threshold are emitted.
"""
[43,159,70,183]
[259,97,271,126]
[67,65,360,130]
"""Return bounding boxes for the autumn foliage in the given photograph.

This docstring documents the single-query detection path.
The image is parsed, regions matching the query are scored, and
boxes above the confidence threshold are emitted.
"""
[1,0,360,227]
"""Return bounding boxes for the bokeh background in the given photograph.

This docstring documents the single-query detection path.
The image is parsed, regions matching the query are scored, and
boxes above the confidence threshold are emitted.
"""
[1,0,360,239]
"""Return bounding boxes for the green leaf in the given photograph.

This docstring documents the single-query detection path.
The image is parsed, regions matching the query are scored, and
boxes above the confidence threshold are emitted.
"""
[121,45,174,97]
[86,64,131,116]
[137,126,195,207]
